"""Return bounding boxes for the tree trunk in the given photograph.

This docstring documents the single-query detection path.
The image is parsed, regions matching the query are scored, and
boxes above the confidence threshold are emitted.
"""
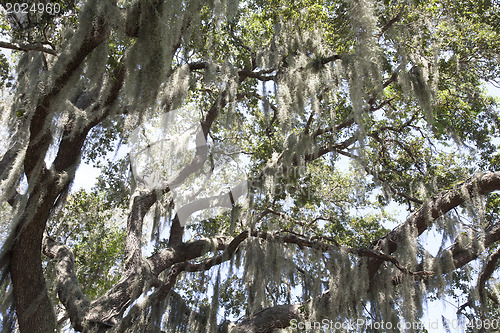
[11,175,59,332]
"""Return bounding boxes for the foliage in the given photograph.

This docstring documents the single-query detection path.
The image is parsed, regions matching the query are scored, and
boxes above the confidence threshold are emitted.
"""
[47,189,126,300]
[0,0,499,332]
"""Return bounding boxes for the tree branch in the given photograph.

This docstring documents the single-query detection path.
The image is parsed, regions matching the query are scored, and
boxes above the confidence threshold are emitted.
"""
[238,69,276,81]
[8,3,116,331]
[477,245,500,305]
[450,220,500,269]
[230,303,302,333]
[0,41,57,56]
[228,172,500,332]
[42,234,90,332]
[356,248,433,277]
[124,191,157,270]
[24,7,110,180]
[377,6,405,38]
[368,172,500,278]
[147,234,235,276]
[117,231,250,332]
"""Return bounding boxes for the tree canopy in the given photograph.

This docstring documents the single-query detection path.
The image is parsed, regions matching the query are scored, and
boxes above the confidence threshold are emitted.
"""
[0,0,500,332]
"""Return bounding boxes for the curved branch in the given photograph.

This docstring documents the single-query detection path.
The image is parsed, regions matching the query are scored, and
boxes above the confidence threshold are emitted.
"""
[124,191,157,270]
[228,172,500,332]
[147,234,235,276]
[42,234,90,332]
[368,171,500,278]
[238,69,276,81]
[24,9,110,180]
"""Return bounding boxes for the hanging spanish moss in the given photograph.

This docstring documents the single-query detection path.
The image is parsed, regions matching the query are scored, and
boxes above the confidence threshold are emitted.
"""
[0,0,499,331]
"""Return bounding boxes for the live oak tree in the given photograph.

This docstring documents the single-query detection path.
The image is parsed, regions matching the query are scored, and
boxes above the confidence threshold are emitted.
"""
[0,0,499,332]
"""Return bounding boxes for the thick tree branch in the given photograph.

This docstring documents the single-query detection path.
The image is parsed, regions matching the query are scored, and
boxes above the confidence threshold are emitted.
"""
[368,171,500,277]
[147,234,234,276]
[356,248,433,277]
[42,234,90,332]
[183,230,249,272]
[117,231,250,332]
[124,191,157,270]
[48,171,500,333]
[238,69,276,81]
[174,181,247,223]
[24,13,109,180]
